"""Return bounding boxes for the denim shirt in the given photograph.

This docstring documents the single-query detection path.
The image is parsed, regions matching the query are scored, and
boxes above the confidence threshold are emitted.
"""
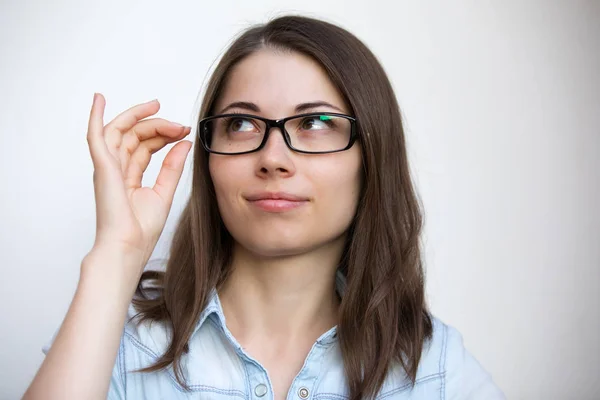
[43,275,505,399]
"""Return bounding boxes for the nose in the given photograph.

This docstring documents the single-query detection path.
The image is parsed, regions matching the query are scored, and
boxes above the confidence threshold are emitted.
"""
[255,126,296,178]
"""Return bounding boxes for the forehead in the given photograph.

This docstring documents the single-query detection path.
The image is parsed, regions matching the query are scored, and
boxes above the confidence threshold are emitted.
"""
[214,48,349,116]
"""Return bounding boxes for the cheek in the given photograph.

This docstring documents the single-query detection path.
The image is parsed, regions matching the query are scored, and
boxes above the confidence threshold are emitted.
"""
[209,157,242,216]
[313,155,362,225]
[208,158,223,191]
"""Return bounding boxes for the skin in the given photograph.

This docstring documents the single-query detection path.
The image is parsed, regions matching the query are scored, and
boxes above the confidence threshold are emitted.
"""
[212,48,363,399]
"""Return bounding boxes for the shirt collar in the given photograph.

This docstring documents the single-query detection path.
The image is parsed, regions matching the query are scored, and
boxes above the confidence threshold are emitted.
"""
[192,270,347,346]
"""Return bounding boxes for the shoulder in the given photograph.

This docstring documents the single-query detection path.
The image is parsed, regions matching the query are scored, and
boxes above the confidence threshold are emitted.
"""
[118,292,226,369]
[116,299,248,397]
[310,315,506,399]
[425,315,506,399]
[118,264,181,361]
[119,302,173,362]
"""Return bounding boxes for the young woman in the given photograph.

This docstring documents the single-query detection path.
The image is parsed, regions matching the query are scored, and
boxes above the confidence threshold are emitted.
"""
[24,15,505,400]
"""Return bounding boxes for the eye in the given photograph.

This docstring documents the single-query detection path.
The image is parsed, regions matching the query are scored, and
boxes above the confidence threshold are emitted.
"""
[300,116,333,130]
[228,118,256,132]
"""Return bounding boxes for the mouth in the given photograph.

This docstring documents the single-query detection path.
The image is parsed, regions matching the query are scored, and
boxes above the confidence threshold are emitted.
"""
[244,192,309,213]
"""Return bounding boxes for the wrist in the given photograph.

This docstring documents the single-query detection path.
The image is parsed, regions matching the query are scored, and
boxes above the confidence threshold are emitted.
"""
[80,247,146,299]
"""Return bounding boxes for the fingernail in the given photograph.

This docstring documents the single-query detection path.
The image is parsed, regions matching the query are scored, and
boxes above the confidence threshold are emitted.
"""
[93,93,97,103]
[171,122,184,127]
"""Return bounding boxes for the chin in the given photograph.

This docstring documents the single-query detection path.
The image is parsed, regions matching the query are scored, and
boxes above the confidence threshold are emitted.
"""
[241,236,313,258]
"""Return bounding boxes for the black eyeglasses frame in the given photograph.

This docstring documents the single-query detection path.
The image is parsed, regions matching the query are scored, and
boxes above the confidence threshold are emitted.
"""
[198,112,358,155]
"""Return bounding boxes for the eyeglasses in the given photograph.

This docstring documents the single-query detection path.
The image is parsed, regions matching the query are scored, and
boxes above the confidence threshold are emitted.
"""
[198,112,357,155]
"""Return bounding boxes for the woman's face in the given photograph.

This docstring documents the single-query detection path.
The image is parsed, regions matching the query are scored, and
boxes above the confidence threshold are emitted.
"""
[209,48,362,258]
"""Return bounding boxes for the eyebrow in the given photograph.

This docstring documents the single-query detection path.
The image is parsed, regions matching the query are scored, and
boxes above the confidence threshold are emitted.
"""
[218,101,344,115]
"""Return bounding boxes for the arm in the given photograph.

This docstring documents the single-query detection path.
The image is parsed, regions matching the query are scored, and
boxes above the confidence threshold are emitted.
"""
[24,250,138,400]
[22,93,191,400]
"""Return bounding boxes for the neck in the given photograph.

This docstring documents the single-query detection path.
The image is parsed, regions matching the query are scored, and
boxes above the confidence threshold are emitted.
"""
[218,239,344,346]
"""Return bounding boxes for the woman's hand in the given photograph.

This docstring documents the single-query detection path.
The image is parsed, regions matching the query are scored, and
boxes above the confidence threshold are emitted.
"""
[85,93,192,278]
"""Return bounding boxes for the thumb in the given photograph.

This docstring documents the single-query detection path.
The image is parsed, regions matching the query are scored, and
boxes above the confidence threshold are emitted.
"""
[152,140,193,205]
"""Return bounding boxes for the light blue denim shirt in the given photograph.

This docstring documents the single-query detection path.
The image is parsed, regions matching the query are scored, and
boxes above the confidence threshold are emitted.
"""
[43,274,505,399]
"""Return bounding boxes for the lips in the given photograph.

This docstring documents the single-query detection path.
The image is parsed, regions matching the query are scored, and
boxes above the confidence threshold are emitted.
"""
[244,192,309,212]
[245,192,309,202]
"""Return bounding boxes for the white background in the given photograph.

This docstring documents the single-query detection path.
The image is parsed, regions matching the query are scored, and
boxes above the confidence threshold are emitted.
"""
[1,0,598,398]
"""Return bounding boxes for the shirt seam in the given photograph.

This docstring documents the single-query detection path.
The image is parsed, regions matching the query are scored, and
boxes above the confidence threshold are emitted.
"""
[312,342,336,391]
[377,372,445,399]
[119,335,127,396]
[439,322,449,400]
[314,370,445,400]
[122,331,245,397]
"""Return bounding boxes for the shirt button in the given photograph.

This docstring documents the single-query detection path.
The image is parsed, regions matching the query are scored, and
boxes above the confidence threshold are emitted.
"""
[298,387,310,399]
[254,383,268,397]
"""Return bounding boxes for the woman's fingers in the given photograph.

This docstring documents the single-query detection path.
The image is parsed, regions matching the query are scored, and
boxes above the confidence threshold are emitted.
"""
[118,119,190,175]
[87,93,192,202]
[103,99,161,153]
[106,99,161,135]
[123,128,191,191]
[126,118,189,142]
[86,93,110,167]
[152,140,193,204]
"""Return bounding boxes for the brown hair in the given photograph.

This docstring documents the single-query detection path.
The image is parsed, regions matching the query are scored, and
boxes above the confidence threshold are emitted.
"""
[132,15,433,400]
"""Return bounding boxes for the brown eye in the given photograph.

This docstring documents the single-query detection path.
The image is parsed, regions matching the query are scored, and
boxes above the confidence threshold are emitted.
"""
[229,118,255,132]
[300,116,331,130]
[301,119,315,130]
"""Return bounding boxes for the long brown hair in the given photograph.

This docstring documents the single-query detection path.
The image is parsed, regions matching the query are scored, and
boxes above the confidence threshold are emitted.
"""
[132,15,433,400]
